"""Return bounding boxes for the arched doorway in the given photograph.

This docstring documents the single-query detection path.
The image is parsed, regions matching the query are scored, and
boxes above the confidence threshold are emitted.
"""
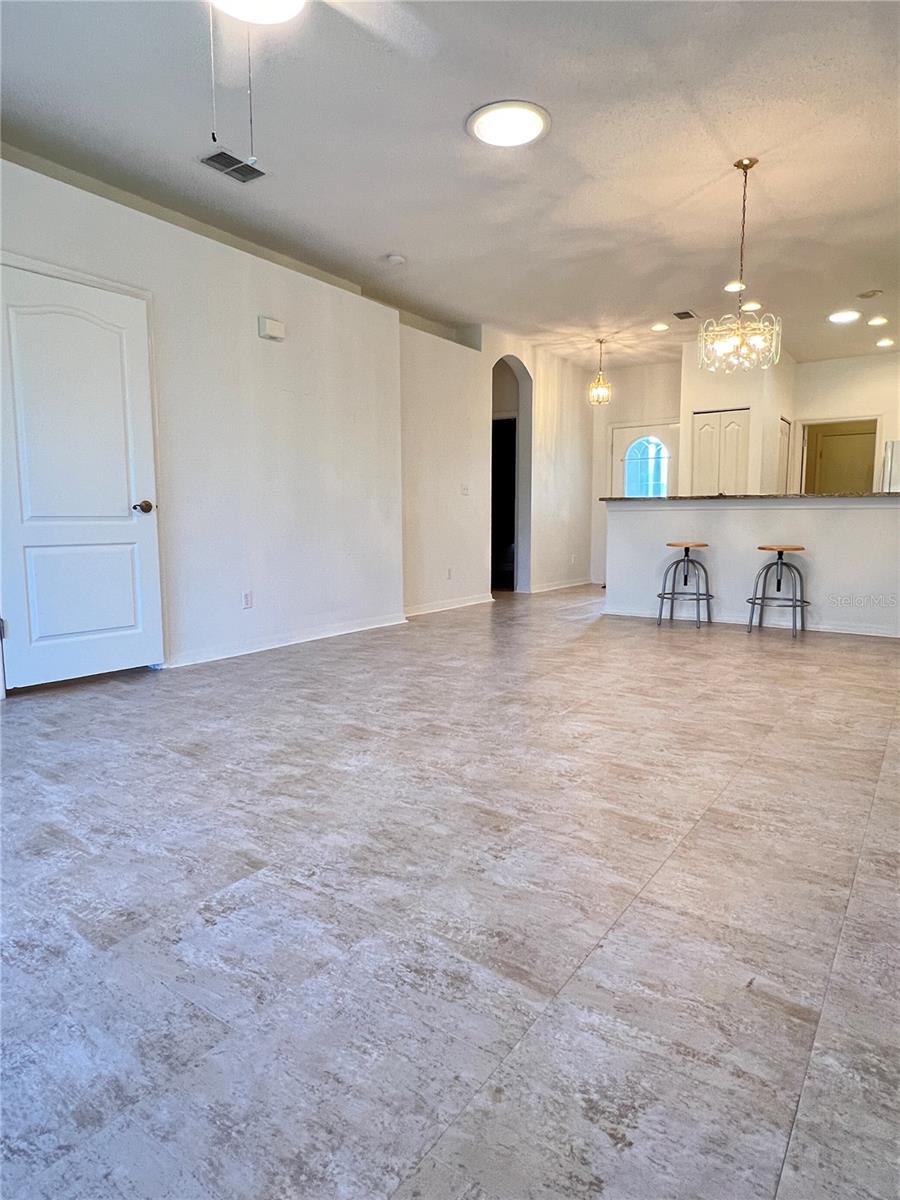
[491,355,533,592]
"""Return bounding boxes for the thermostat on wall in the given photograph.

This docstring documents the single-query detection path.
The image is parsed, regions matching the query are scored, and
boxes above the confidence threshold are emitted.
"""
[258,316,285,341]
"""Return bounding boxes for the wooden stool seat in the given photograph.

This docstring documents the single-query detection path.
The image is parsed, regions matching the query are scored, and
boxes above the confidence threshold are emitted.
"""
[758,544,804,553]
[666,541,708,549]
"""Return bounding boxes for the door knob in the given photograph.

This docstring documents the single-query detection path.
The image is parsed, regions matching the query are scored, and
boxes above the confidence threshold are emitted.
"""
[132,500,154,513]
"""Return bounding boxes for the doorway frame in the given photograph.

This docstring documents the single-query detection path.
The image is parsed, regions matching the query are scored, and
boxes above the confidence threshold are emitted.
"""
[494,355,533,593]
[0,251,168,686]
[791,413,883,495]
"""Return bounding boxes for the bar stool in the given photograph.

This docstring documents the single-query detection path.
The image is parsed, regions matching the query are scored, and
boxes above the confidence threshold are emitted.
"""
[747,545,809,638]
[657,542,713,628]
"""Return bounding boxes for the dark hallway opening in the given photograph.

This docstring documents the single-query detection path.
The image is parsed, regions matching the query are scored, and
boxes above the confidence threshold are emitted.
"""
[491,417,517,591]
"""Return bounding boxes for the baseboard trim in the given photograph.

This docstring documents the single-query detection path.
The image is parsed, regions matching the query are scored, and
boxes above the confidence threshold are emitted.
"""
[528,579,593,595]
[405,593,495,618]
[603,606,899,638]
[164,613,409,669]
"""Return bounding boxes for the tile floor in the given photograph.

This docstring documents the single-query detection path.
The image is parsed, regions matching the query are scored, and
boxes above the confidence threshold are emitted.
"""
[2,587,898,1199]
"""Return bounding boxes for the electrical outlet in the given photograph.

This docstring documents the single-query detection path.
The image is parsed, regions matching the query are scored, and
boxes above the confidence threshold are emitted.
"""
[570,553,576,565]
[241,590,253,610]
[460,484,469,496]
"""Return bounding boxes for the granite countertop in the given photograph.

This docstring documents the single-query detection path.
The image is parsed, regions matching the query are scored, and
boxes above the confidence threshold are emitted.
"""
[599,492,899,502]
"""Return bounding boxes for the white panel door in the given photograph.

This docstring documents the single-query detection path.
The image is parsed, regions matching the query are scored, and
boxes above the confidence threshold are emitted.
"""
[611,423,679,497]
[718,409,750,494]
[777,418,791,493]
[691,413,721,495]
[1,266,163,688]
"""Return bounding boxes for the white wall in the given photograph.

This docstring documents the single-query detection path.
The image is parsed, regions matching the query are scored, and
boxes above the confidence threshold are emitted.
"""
[400,324,594,608]
[400,325,491,615]
[678,343,798,496]
[791,353,900,490]
[2,161,405,667]
[591,361,681,583]
[760,354,796,493]
[481,329,594,593]
[3,161,598,668]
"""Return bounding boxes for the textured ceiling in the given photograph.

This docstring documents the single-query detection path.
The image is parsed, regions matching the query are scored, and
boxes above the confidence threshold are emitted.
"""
[2,1,898,366]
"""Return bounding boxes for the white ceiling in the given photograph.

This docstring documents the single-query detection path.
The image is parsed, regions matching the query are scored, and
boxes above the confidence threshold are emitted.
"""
[2,1,898,367]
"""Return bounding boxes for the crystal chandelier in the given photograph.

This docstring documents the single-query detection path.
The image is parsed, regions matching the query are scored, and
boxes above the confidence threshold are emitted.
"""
[588,338,612,405]
[698,157,782,374]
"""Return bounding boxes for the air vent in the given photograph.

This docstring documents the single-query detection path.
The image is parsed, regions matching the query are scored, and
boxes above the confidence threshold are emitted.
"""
[673,310,697,320]
[201,150,265,183]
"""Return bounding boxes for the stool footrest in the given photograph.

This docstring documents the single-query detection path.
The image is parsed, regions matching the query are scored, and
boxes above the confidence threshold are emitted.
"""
[746,597,810,608]
[658,590,714,601]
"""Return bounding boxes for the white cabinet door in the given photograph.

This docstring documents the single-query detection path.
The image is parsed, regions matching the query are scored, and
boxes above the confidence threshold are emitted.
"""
[718,409,750,494]
[691,413,721,495]
[1,267,163,688]
[691,408,750,495]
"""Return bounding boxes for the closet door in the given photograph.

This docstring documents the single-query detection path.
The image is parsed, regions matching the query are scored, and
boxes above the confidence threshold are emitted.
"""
[718,409,750,494]
[691,412,720,495]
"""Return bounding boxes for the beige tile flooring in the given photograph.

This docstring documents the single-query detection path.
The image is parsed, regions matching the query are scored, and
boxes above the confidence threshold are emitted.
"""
[2,586,898,1200]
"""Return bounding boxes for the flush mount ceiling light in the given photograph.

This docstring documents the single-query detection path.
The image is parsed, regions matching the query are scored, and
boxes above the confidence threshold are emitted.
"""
[828,310,862,324]
[650,322,669,332]
[876,337,895,348]
[466,101,550,147]
[698,157,782,374]
[868,315,889,326]
[213,0,306,23]
[740,300,762,312]
[587,338,613,406]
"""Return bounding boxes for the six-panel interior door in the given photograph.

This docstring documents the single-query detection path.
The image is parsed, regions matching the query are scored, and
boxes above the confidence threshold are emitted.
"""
[1,266,163,688]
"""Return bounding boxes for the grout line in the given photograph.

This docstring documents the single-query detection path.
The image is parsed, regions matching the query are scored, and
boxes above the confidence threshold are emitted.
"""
[387,737,764,1197]
[770,723,892,1198]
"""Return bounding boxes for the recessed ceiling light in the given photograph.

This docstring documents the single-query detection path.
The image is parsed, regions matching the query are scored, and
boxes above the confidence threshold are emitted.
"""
[740,300,762,312]
[466,101,550,147]
[213,0,305,22]
[723,280,746,293]
[828,310,861,324]
[868,315,888,326]
[857,289,883,299]
[650,322,669,332]
[385,254,407,266]
[876,337,894,348]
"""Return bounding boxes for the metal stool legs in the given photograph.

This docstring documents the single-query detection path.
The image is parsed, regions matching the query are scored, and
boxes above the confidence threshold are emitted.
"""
[747,551,809,638]
[657,549,713,628]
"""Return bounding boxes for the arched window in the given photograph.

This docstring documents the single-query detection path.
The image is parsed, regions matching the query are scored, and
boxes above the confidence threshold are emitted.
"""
[624,436,669,497]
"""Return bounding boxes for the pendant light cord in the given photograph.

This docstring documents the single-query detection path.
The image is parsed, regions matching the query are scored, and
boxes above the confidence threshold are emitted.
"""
[208,3,218,144]
[247,27,255,161]
[738,166,749,291]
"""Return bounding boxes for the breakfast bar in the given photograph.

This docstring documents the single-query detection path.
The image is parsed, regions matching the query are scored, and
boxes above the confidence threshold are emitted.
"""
[601,494,900,637]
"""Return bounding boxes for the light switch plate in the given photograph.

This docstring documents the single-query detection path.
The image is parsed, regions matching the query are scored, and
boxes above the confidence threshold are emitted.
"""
[258,316,285,341]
